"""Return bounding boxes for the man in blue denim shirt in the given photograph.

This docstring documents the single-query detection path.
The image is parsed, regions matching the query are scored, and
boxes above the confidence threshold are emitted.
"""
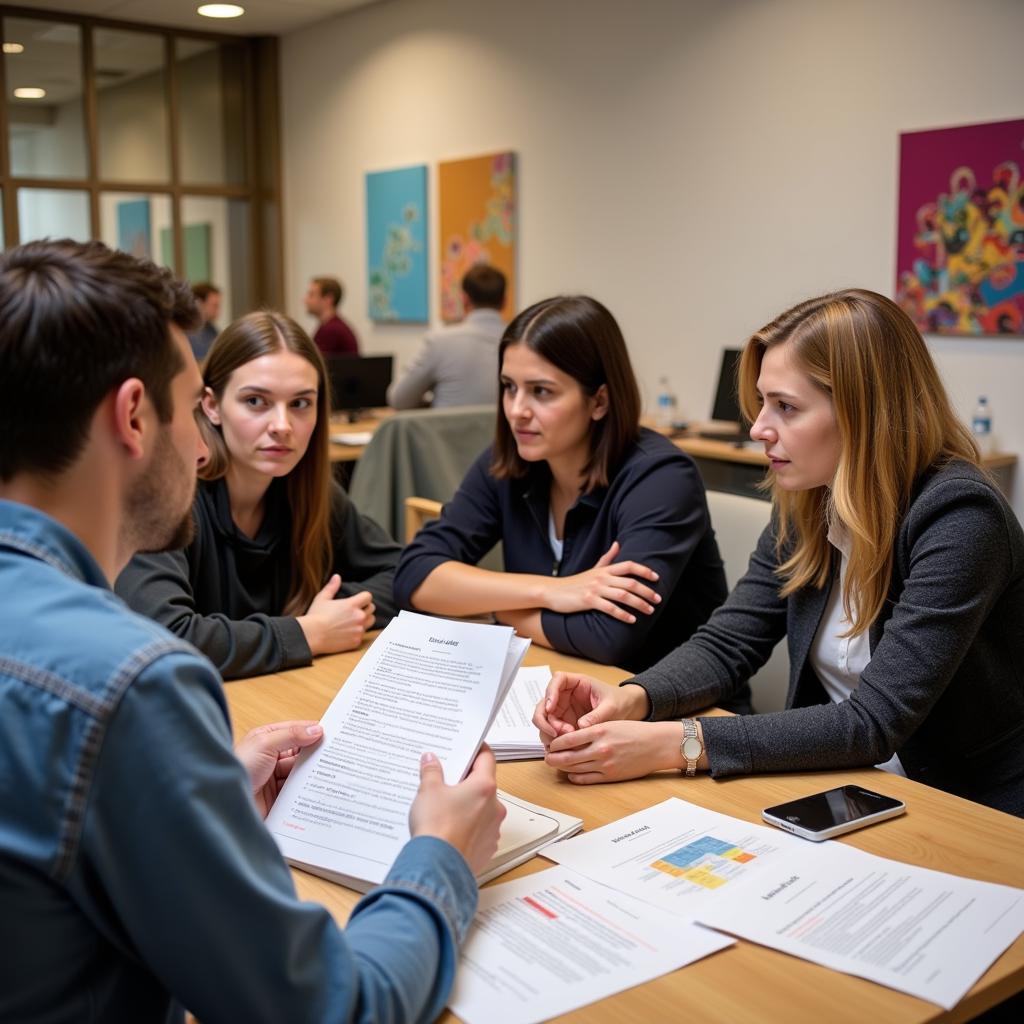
[0,240,504,1023]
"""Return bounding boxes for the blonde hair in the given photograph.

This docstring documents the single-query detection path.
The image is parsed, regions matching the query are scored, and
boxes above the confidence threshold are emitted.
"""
[198,311,333,617]
[738,288,979,635]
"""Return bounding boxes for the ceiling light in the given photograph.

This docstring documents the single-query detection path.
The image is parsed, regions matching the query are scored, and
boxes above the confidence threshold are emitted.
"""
[197,4,245,17]
[14,87,46,99]
[3,42,25,54]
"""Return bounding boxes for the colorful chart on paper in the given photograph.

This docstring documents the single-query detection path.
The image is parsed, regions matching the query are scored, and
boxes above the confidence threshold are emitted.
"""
[438,151,516,322]
[895,118,1024,336]
[365,164,428,323]
[650,836,758,890]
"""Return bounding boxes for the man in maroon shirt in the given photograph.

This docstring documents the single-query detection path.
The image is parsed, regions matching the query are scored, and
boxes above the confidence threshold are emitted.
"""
[304,276,360,355]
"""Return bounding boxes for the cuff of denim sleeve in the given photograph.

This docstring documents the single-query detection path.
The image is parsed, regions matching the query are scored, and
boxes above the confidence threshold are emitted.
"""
[376,835,479,943]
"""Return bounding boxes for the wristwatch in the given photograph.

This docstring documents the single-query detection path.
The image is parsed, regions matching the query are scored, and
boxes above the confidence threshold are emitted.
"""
[679,719,703,777]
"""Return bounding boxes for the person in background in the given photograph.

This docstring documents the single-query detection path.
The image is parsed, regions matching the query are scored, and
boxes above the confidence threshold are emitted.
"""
[387,263,507,409]
[305,275,359,356]
[0,239,504,1023]
[117,311,398,679]
[534,289,1024,818]
[187,281,221,361]
[395,295,736,700]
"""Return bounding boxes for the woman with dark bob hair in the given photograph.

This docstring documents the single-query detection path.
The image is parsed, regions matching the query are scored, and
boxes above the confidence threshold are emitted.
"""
[116,310,400,679]
[394,295,732,685]
[534,289,1024,817]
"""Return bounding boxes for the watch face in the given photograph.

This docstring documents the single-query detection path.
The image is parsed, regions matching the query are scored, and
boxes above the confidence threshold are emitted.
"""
[682,736,702,760]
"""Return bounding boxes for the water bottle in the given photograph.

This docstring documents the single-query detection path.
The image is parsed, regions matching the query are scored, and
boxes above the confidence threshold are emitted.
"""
[656,376,677,430]
[972,396,993,455]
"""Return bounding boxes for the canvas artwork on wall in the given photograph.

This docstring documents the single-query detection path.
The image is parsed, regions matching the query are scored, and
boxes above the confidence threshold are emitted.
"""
[365,164,428,322]
[438,151,516,322]
[895,118,1024,336]
[116,199,152,259]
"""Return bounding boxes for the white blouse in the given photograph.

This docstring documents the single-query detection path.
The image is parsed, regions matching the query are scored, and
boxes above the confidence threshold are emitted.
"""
[547,509,564,566]
[808,522,906,777]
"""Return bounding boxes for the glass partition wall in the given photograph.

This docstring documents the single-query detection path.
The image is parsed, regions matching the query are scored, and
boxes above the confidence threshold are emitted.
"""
[0,10,282,316]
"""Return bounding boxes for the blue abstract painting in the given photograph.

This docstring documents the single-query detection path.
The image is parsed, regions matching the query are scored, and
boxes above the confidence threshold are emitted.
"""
[117,198,152,259]
[366,164,428,322]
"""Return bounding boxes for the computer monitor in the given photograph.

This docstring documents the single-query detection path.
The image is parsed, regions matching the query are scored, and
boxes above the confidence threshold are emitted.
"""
[698,348,748,443]
[326,355,393,421]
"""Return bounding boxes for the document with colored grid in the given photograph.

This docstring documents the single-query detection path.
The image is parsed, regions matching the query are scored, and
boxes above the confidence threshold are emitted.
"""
[543,797,805,911]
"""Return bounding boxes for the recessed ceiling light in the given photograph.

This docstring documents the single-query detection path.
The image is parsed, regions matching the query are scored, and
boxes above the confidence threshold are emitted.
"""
[14,87,46,99]
[3,42,25,54]
[197,3,245,17]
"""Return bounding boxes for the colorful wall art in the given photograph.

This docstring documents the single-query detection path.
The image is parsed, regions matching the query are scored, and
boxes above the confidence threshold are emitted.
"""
[365,164,428,322]
[438,151,516,322]
[896,118,1024,336]
[116,199,152,259]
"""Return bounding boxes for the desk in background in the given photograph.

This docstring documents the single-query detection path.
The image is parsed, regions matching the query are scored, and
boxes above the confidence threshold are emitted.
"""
[667,424,1019,502]
[227,643,1024,1023]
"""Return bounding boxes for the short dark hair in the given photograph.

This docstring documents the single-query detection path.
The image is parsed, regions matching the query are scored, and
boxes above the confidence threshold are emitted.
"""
[192,281,221,301]
[0,239,199,482]
[313,276,343,308]
[462,264,506,309]
[491,295,641,492]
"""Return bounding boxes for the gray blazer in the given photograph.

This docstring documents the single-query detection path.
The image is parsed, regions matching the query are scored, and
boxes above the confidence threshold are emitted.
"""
[387,308,504,409]
[631,461,1024,815]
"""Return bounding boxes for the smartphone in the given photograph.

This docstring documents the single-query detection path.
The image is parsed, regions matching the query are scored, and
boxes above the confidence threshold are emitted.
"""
[762,785,906,842]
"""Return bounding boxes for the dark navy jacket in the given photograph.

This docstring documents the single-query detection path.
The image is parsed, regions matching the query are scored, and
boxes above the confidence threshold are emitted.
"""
[395,429,735,689]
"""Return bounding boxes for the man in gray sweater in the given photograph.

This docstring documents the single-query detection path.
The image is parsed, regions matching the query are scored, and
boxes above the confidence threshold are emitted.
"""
[388,264,506,409]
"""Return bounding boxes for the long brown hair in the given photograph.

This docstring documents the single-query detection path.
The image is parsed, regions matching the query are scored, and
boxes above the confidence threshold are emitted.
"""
[490,295,641,492]
[738,288,979,635]
[198,311,333,617]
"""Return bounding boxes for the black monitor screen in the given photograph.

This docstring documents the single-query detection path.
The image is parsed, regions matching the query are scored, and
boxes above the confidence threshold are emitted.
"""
[710,348,743,423]
[326,355,393,416]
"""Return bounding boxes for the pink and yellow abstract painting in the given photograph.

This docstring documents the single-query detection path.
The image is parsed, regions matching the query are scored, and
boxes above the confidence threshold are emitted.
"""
[438,151,516,322]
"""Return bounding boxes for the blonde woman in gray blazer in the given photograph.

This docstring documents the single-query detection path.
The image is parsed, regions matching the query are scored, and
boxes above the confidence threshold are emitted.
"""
[534,289,1024,817]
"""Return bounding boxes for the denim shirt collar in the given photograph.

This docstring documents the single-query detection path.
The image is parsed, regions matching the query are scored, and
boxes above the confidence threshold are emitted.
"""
[0,499,110,590]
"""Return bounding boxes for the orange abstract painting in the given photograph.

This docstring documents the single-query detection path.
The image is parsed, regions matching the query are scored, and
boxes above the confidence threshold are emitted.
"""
[438,151,516,322]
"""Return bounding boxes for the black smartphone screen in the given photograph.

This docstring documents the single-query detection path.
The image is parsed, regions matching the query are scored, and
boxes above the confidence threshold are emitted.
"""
[764,786,904,832]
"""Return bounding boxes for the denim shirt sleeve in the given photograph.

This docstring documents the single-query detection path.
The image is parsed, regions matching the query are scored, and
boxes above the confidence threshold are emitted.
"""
[70,651,477,1024]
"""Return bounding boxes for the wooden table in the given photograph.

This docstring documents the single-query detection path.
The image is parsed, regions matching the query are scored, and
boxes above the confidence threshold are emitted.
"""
[328,408,392,463]
[227,643,1024,1023]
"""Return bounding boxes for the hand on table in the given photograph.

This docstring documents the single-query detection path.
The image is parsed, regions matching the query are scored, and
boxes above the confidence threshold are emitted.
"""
[298,574,375,654]
[532,672,649,745]
[545,720,684,784]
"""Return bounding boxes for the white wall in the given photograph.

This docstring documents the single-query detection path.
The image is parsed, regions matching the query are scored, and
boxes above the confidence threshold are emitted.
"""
[281,0,1024,518]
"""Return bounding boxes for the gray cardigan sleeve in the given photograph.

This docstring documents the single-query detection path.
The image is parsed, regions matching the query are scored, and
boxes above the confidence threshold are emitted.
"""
[633,476,1016,779]
[115,549,312,680]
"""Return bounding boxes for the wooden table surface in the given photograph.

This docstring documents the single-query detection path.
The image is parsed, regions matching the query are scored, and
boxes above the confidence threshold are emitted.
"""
[227,641,1024,1023]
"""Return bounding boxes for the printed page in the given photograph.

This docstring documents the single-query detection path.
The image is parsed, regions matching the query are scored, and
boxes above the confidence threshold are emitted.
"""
[485,665,550,757]
[448,866,733,1024]
[544,797,804,912]
[696,840,1024,1009]
[265,612,519,887]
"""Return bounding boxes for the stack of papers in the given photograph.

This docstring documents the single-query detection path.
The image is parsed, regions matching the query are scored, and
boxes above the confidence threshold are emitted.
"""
[265,611,530,891]
[484,665,550,760]
[329,431,374,445]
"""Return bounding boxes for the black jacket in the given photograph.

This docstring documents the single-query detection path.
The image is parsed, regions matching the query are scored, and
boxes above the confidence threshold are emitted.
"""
[115,478,400,679]
[395,429,734,690]
[633,461,1024,815]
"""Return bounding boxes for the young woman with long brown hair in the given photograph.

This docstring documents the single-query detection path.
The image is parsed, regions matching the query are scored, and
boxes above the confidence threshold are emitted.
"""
[116,311,400,678]
[534,289,1024,816]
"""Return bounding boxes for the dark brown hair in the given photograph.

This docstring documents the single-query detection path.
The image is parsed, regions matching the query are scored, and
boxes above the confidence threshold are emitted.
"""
[199,311,333,617]
[312,276,343,308]
[462,264,506,309]
[491,295,641,492]
[192,282,221,301]
[0,239,197,482]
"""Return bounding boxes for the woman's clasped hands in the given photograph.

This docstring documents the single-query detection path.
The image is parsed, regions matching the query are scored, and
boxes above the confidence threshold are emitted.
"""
[532,672,686,784]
